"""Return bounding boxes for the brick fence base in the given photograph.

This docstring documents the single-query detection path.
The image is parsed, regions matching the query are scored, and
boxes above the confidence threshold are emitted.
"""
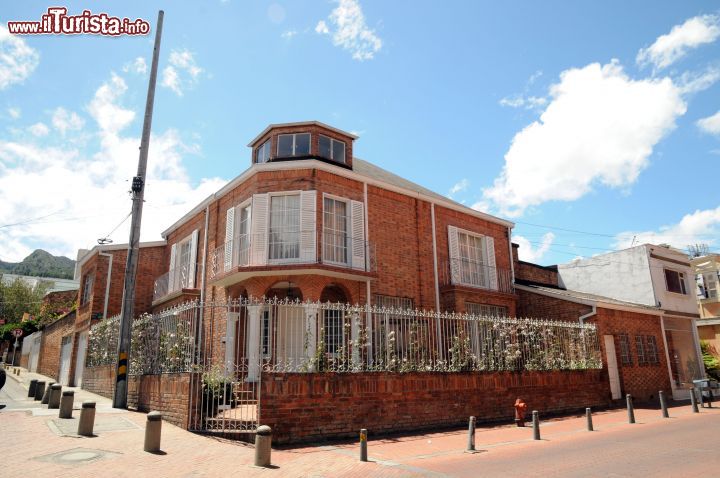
[261,370,611,444]
[82,365,192,428]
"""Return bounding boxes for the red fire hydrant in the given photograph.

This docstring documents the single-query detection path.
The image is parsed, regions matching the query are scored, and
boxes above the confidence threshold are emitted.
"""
[514,398,528,427]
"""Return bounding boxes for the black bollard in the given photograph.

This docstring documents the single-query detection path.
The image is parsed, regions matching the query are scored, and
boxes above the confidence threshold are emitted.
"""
[532,411,540,440]
[586,408,594,431]
[659,390,669,418]
[626,394,635,424]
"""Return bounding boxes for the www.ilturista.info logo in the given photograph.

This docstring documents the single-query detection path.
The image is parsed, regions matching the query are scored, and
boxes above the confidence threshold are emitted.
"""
[7,7,150,36]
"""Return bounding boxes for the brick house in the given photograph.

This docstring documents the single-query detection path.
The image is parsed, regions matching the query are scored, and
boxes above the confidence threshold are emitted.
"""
[692,253,720,361]
[513,243,700,401]
[149,121,518,374]
[64,242,165,386]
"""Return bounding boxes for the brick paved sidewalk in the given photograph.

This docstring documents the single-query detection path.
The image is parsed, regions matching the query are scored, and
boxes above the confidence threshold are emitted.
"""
[2,366,718,477]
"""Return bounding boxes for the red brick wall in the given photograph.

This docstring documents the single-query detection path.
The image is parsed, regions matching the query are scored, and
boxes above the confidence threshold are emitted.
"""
[589,309,672,402]
[516,262,559,286]
[516,289,593,321]
[76,245,165,331]
[82,364,193,428]
[37,313,75,381]
[261,370,611,444]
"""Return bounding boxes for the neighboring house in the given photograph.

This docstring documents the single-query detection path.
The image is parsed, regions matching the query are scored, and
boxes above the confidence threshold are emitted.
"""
[555,244,704,399]
[692,253,720,359]
[150,121,517,374]
[0,273,79,293]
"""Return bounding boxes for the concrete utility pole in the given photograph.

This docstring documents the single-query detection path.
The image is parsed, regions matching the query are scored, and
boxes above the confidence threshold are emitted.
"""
[113,10,164,409]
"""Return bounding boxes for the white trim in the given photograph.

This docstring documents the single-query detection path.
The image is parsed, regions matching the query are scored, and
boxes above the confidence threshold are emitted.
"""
[76,240,166,271]
[514,284,664,315]
[247,121,358,146]
[322,193,352,267]
[161,160,513,238]
[98,252,113,320]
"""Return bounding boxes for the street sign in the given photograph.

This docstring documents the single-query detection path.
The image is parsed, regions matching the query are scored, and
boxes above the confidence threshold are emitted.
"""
[12,328,23,338]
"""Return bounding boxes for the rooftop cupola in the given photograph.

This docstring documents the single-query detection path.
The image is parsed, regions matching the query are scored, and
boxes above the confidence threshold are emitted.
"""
[247,121,357,169]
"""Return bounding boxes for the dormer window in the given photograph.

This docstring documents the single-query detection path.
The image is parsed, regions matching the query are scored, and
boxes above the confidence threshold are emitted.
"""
[277,133,310,157]
[319,135,346,164]
[256,139,271,163]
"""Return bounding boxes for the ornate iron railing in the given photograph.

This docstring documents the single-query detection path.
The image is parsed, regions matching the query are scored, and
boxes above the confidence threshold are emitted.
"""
[440,258,514,293]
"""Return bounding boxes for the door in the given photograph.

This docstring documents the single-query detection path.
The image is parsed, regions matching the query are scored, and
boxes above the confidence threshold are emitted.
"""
[29,333,42,372]
[604,335,622,399]
[58,336,73,386]
[74,331,88,387]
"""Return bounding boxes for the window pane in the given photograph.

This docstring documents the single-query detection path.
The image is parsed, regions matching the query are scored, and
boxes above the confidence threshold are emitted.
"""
[665,269,684,294]
[277,135,293,157]
[269,195,300,260]
[295,133,310,155]
[323,197,348,264]
[457,232,487,287]
[324,309,344,355]
[319,135,331,159]
[332,140,345,163]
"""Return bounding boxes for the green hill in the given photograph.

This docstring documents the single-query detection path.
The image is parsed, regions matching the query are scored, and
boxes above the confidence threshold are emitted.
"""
[0,249,75,279]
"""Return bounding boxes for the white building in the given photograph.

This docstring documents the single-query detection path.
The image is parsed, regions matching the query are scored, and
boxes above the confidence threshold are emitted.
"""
[557,244,704,399]
[0,273,79,294]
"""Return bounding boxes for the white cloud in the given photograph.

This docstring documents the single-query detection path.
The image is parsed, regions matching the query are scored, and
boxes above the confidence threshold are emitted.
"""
[483,60,686,217]
[448,178,468,198]
[513,232,556,263]
[0,25,40,90]
[7,107,21,119]
[315,0,382,61]
[471,200,490,213]
[697,110,720,136]
[637,14,720,70]
[161,49,203,96]
[123,56,147,75]
[28,122,49,137]
[315,21,329,35]
[676,66,720,94]
[51,107,84,135]
[614,207,720,250]
[499,95,547,109]
[281,30,298,39]
[0,73,226,262]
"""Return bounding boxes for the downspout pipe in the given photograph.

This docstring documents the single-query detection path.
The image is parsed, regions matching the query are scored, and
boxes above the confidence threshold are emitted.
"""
[579,305,596,325]
[98,252,113,320]
[200,204,210,305]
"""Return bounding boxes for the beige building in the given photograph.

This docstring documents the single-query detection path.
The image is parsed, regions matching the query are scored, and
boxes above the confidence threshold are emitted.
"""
[692,253,720,359]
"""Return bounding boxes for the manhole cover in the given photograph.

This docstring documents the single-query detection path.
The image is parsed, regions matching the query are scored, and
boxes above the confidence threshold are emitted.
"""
[33,447,120,465]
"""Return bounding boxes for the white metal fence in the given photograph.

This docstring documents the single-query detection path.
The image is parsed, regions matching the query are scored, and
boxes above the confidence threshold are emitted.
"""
[85,299,602,435]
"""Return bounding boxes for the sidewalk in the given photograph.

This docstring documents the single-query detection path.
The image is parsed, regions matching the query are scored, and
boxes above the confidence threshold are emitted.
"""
[2,367,719,477]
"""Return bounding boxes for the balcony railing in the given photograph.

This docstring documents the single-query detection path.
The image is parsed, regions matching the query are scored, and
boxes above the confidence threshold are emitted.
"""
[208,231,375,280]
[440,258,513,294]
[153,262,200,302]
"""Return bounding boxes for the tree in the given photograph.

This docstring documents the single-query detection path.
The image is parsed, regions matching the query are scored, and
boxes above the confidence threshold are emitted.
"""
[0,274,49,324]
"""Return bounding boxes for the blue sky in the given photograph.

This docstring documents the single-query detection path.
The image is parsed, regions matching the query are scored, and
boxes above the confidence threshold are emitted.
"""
[1,1,719,265]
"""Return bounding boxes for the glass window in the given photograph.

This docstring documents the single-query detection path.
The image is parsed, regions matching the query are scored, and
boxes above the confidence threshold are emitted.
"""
[81,273,94,305]
[635,335,646,365]
[323,197,348,264]
[664,269,687,294]
[703,272,718,299]
[277,135,293,157]
[295,133,310,155]
[172,233,194,291]
[466,302,508,318]
[372,294,414,310]
[618,334,632,365]
[268,194,300,260]
[261,308,272,358]
[319,135,346,163]
[332,140,345,163]
[645,335,659,364]
[457,232,488,287]
[319,135,331,159]
[277,133,310,157]
[256,139,271,163]
[237,204,251,266]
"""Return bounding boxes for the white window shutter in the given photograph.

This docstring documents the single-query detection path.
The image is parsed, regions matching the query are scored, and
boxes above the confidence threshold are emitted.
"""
[224,207,235,272]
[350,200,366,270]
[300,191,317,263]
[485,236,498,290]
[188,229,199,288]
[448,226,460,284]
[169,243,177,292]
[250,194,269,266]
